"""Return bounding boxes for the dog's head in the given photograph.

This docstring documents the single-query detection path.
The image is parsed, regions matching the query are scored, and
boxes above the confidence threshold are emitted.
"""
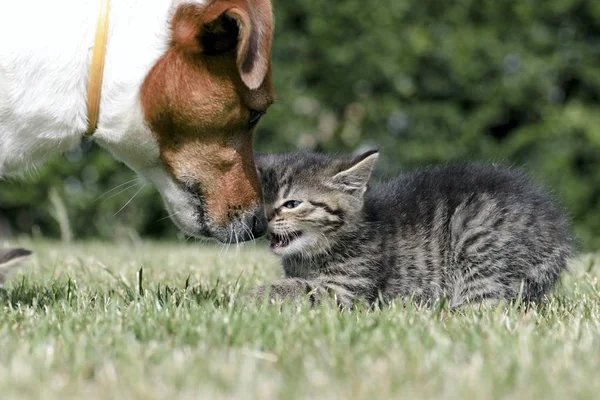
[122,0,274,243]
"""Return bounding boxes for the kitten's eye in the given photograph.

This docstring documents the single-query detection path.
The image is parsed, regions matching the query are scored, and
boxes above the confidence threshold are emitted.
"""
[248,110,264,129]
[282,200,302,209]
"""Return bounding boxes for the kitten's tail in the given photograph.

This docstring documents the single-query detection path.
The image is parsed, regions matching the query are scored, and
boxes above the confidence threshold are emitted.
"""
[0,248,32,288]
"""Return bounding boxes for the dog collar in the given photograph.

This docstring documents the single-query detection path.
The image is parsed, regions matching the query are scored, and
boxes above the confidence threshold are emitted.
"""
[86,0,112,137]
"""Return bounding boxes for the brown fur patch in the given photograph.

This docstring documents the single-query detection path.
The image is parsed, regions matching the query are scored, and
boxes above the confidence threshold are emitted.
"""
[140,0,274,229]
[172,0,272,89]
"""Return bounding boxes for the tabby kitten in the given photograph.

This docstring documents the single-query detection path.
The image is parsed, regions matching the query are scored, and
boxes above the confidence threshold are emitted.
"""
[249,151,571,307]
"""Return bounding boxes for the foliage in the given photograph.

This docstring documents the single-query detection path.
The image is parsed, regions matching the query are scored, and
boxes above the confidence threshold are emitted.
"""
[1,241,600,399]
[1,0,600,248]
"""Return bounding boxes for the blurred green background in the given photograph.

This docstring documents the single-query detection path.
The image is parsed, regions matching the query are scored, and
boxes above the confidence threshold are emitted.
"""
[1,0,600,249]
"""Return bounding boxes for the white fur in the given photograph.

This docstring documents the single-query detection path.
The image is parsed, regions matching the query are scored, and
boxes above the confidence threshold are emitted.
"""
[0,0,212,237]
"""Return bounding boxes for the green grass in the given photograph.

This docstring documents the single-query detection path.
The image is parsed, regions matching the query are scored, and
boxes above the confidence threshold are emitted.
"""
[1,240,599,399]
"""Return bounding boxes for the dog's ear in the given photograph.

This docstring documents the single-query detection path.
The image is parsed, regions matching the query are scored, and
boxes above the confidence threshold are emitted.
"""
[172,0,273,90]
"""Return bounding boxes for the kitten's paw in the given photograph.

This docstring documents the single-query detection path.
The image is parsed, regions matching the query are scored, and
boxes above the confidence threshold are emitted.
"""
[245,284,300,304]
[246,279,317,305]
[246,285,269,302]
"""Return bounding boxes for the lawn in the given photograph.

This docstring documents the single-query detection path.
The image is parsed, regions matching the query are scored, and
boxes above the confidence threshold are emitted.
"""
[0,239,599,400]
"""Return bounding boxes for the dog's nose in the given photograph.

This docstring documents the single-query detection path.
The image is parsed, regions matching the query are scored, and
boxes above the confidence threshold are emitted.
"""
[232,207,267,243]
[251,211,268,238]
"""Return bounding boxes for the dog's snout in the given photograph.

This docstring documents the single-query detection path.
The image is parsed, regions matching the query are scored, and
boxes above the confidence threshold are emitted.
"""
[251,211,268,238]
[228,206,267,243]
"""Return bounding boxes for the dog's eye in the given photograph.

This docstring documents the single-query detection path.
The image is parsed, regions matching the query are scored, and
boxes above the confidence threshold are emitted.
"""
[282,200,302,209]
[248,110,264,129]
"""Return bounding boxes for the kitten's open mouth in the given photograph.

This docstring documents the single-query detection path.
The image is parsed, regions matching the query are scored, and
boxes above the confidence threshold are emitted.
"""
[270,232,303,249]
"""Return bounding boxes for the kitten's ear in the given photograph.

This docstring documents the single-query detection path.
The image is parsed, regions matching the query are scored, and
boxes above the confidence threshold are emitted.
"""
[330,150,379,193]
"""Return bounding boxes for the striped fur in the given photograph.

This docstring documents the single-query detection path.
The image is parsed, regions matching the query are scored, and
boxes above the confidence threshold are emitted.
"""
[250,151,572,308]
[0,248,32,288]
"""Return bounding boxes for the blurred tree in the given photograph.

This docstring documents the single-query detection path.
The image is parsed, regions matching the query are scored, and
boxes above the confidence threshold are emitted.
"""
[1,0,599,248]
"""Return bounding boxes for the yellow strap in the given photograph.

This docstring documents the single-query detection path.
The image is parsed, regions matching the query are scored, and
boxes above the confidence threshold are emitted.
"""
[86,0,111,136]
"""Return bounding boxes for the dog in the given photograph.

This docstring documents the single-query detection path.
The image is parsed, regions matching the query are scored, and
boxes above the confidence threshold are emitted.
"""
[0,0,274,243]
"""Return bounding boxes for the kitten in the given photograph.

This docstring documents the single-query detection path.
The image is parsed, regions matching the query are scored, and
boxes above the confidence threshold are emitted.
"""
[249,151,572,308]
